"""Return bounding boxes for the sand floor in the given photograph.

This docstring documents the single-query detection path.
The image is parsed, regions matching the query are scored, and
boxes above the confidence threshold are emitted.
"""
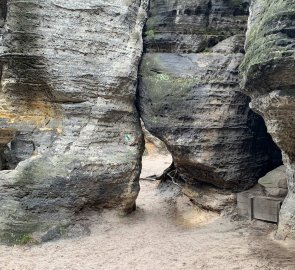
[0,155,295,270]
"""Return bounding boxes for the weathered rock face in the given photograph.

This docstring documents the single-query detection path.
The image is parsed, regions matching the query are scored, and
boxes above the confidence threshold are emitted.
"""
[144,0,250,53]
[240,0,295,239]
[0,0,147,244]
[138,0,282,191]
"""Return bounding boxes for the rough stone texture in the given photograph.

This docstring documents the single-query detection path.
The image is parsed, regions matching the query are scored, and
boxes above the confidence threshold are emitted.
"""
[265,188,288,198]
[138,0,282,191]
[139,51,281,190]
[258,166,288,197]
[0,0,147,244]
[240,0,295,239]
[259,166,288,189]
[144,0,250,53]
[182,183,237,212]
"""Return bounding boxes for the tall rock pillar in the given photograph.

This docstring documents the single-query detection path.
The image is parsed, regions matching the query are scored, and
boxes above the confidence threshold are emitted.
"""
[240,0,295,238]
[0,0,147,243]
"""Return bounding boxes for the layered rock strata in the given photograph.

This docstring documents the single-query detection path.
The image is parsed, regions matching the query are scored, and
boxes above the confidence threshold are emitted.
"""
[144,0,251,53]
[0,0,147,244]
[138,0,282,191]
[240,0,295,239]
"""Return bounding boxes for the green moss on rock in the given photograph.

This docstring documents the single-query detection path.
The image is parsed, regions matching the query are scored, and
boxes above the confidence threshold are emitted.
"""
[140,55,199,119]
[240,0,295,92]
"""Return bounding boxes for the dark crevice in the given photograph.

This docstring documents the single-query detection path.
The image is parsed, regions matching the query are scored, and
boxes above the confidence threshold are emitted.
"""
[0,131,35,170]
[0,0,7,27]
[205,0,212,17]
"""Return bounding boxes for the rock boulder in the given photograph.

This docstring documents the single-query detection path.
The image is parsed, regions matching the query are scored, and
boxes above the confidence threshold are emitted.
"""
[138,0,282,191]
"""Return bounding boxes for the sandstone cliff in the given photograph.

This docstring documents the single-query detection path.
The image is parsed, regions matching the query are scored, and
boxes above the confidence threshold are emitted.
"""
[240,0,295,239]
[0,0,147,244]
[0,0,293,244]
[138,0,282,191]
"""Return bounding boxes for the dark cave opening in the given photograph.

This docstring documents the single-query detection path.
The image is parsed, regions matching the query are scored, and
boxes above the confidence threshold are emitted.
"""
[0,130,35,170]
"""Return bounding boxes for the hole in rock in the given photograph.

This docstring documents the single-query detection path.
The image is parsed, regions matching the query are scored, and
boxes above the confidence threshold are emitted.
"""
[0,130,35,170]
[184,8,192,16]
[195,6,202,15]
[140,120,172,181]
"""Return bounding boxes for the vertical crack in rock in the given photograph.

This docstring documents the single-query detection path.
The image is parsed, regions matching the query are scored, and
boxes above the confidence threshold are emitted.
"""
[0,0,148,244]
[240,0,295,239]
[138,0,282,199]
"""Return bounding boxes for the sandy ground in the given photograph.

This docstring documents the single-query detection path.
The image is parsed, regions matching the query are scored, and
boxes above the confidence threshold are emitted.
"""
[140,154,172,178]
[0,154,295,270]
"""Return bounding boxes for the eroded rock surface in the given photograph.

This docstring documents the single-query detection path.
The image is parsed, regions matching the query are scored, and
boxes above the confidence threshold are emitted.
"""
[144,0,250,53]
[0,0,147,244]
[240,0,295,239]
[138,0,282,191]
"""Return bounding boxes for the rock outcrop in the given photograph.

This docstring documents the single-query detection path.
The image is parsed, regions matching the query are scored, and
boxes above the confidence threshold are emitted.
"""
[0,0,147,244]
[240,0,295,239]
[138,0,282,191]
[144,0,251,53]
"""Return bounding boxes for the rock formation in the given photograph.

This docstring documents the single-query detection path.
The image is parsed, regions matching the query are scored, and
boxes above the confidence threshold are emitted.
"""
[258,166,288,198]
[144,0,251,54]
[0,0,147,244]
[0,0,293,244]
[240,0,295,239]
[138,0,282,191]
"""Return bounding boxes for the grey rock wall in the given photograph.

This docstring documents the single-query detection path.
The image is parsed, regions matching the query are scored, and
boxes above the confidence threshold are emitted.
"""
[0,0,147,244]
[240,0,295,239]
[138,0,282,191]
[144,0,250,53]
